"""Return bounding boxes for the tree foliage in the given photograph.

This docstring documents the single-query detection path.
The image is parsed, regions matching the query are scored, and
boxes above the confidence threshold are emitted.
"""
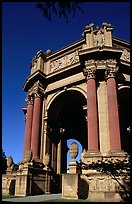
[80,156,130,201]
[2,149,7,174]
[36,2,84,22]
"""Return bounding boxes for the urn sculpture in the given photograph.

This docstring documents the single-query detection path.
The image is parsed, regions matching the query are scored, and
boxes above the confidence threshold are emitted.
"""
[43,153,50,167]
[7,156,13,167]
[69,142,78,161]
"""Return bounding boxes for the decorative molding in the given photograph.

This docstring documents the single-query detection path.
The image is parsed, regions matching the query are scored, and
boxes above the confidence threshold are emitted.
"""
[49,50,79,72]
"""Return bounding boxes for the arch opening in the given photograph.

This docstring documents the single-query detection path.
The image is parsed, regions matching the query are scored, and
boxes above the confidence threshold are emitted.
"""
[117,87,130,155]
[47,90,87,175]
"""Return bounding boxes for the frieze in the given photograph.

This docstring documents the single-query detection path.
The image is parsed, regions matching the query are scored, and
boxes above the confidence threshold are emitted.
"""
[86,174,119,192]
[120,49,130,62]
[49,50,79,72]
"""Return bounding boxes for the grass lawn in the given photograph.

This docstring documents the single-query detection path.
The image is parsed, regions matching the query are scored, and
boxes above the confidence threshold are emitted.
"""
[2,195,22,199]
[2,195,92,202]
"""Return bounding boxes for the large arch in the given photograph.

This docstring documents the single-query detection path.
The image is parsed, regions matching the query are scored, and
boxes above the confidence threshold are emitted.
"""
[117,86,130,155]
[47,89,87,176]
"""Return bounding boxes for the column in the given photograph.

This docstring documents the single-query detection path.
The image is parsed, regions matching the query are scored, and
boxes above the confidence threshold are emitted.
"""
[31,93,42,158]
[57,140,61,174]
[105,61,121,151]
[43,116,51,163]
[84,60,99,151]
[23,96,34,156]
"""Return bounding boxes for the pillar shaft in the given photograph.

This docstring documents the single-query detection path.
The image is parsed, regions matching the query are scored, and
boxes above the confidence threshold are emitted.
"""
[84,60,99,151]
[106,77,121,150]
[87,78,99,150]
[23,98,33,155]
[31,95,41,158]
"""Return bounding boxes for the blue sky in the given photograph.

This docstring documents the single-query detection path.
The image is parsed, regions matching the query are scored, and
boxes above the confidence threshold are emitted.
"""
[2,2,130,166]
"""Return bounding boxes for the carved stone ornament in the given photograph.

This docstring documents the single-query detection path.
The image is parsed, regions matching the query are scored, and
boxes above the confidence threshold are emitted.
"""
[69,142,79,160]
[120,49,130,62]
[105,59,118,79]
[94,28,105,47]
[25,95,34,105]
[83,60,96,80]
[83,67,96,80]
[105,67,116,79]
[29,81,44,98]
[43,153,50,167]
[50,50,79,72]
[22,149,32,163]
[7,156,13,167]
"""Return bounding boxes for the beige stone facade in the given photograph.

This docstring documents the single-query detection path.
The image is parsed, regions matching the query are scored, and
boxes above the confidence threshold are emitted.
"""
[2,22,130,201]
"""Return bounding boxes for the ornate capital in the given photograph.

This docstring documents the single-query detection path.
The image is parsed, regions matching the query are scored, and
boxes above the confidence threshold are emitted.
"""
[29,81,44,98]
[83,60,96,80]
[105,59,118,79]
[25,95,34,105]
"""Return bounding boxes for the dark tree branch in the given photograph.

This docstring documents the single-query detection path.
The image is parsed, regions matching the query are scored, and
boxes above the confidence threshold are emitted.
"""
[36,2,84,22]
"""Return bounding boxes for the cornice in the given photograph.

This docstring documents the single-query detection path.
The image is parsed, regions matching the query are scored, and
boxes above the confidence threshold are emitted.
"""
[23,70,46,92]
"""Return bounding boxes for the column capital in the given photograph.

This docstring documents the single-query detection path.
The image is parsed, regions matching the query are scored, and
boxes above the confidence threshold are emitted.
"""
[105,59,118,79]
[83,60,96,80]
[29,81,44,98]
[25,95,34,105]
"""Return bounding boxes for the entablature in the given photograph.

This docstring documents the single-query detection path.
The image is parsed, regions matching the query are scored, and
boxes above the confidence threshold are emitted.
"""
[23,23,130,93]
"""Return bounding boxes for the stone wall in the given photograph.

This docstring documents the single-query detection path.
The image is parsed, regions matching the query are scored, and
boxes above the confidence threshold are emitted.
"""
[2,173,17,196]
[62,172,125,202]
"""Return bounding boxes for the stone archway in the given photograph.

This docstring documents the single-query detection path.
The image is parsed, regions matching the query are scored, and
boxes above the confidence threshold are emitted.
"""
[47,90,87,176]
[117,86,130,154]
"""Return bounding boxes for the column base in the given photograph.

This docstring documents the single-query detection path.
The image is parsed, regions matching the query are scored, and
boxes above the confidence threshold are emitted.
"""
[81,150,102,164]
[106,149,128,161]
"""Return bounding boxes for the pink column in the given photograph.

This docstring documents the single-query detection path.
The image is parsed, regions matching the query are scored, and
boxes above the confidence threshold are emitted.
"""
[87,78,99,151]
[84,62,99,151]
[23,97,34,155]
[31,94,42,158]
[106,74,121,151]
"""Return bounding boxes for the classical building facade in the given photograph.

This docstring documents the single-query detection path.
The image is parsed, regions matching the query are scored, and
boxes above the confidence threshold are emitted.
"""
[2,22,130,201]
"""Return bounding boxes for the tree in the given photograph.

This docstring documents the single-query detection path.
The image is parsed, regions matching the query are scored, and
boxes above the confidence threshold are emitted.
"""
[80,156,130,201]
[36,2,84,22]
[2,149,7,174]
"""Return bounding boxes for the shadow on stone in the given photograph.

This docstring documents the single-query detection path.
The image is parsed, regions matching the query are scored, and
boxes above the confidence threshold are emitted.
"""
[78,177,89,199]
[9,179,15,195]
[31,181,45,195]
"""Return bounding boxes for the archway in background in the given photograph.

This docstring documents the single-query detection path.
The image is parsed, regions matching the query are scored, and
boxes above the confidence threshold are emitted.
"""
[117,87,130,155]
[47,89,87,175]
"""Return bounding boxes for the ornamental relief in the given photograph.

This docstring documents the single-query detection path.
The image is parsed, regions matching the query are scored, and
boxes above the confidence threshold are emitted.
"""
[28,81,44,97]
[120,49,130,62]
[86,175,117,192]
[93,28,105,47]
[49,50,80,73]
